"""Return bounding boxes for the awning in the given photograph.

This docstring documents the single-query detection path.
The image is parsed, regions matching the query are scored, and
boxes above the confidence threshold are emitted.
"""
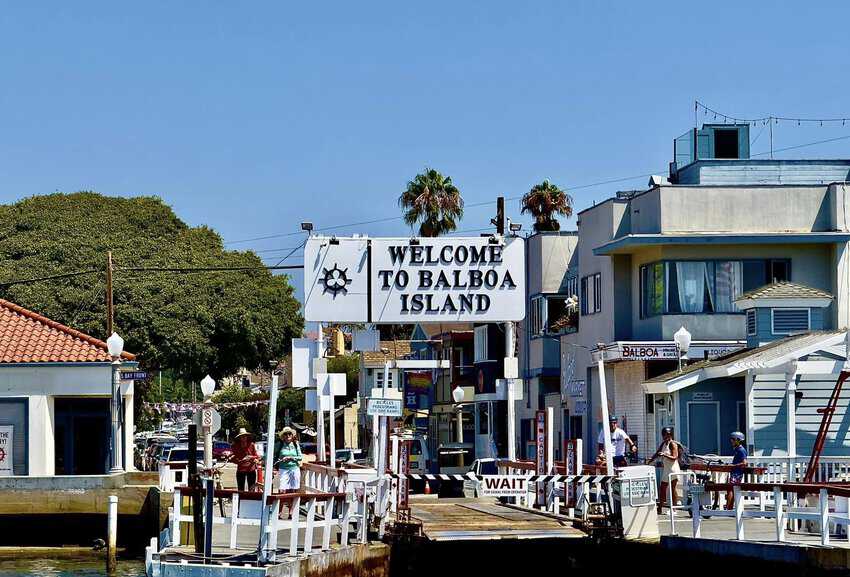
[642,331,848,394]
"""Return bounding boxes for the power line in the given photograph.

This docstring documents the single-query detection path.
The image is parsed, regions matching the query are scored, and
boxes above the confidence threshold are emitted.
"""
[752,134,850,157]
[0,269,100,288]
[116,265,303,273]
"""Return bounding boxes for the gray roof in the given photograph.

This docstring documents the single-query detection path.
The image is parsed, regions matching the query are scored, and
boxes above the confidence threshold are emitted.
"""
[735,281,833,302]
[644,330,845,387]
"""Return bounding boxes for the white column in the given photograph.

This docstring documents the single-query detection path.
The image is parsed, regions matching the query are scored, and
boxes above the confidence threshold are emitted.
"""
[123,387,135,471]
[745,371,755,448]
[785,363,797,460]
[329,391,336,464]
[505,321,517,461]
[546,406,554,473]
[316,324,326,462]
[597,351,614,475]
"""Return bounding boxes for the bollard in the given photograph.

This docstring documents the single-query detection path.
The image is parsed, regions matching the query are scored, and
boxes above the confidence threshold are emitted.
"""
[107,495,118,574]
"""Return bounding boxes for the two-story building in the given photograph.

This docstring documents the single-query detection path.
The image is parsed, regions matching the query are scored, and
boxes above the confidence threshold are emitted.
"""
[560,122,850,463]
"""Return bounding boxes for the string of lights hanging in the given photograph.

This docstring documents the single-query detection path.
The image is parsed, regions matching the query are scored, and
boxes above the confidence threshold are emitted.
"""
[695,100,849,127]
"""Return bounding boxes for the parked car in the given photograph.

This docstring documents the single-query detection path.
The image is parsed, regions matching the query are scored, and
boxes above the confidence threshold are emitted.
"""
[462,459,499,498]
[336,448,364,464]
[213,441,231,462]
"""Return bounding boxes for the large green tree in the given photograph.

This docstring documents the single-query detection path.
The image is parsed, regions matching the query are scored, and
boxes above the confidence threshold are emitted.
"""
[398,168,464,237]
[520,180,573,232]
[0,191,303,388]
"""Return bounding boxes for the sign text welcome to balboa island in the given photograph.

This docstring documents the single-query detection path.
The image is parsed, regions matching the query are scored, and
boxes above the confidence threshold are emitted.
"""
[303,237,525,323]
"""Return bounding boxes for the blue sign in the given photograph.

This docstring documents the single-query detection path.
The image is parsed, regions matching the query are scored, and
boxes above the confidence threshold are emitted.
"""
[121,371,148,381]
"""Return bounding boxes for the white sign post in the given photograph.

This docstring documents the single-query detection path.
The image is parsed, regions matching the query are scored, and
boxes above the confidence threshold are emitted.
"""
[0,426,13,476]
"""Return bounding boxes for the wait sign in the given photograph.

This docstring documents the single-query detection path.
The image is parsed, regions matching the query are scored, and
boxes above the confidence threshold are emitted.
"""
[479,475,528,497]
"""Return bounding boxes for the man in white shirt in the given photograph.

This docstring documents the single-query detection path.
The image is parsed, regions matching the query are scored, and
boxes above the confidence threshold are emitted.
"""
[597,417,636,467]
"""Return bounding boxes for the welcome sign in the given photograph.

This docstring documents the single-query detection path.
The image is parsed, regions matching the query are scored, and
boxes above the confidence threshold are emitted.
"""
[304,236,525,322]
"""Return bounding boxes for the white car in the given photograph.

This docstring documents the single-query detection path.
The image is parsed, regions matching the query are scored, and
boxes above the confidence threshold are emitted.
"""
[462,458,499,498]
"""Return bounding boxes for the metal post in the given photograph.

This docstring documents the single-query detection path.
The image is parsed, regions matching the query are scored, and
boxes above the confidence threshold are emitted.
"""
[597,348,614,476]
[109,358,123,473]
[204,478,214,560]
[786,364,797,470]
[107,495,118,574]
[329,389,336,465]
[546,407,554,473]
[188,425,203,553]
[505,321,517,461]
[258,372,281,562]
[316,324,326,463]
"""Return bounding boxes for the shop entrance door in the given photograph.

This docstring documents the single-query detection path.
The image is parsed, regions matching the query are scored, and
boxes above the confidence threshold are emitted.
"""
[55,398,110,475]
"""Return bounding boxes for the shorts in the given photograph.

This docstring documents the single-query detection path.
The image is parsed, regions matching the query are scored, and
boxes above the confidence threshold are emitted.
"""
[613,455,628,467]
[278,468,300,491]
[730,474,743,485]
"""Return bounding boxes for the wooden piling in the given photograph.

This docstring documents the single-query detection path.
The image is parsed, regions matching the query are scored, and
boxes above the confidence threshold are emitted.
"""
[107,494,118,574]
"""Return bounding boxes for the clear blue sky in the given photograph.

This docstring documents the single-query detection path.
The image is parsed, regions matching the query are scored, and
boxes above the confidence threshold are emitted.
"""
[2,2,850,298]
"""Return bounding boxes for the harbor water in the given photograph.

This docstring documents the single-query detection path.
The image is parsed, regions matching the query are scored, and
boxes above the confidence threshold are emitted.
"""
[0,558,144,577]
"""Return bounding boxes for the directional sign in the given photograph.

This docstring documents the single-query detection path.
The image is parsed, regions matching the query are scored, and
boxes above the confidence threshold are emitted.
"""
[367,398,403,417]
[193,407,221,436]
[120,371,148,381]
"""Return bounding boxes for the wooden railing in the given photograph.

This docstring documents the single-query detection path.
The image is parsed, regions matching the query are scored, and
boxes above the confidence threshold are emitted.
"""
[166,486,364,560]
[689,481,850,546]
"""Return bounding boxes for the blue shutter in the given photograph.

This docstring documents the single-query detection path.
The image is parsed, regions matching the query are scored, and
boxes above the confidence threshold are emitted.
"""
[772,309,809,334]
[746,309,757,335]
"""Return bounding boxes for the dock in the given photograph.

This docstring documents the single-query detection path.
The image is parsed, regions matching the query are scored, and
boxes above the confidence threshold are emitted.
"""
[407,496,588,541]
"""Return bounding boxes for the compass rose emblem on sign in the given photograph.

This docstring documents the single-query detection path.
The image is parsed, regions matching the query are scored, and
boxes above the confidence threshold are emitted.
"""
[320,264,352,297]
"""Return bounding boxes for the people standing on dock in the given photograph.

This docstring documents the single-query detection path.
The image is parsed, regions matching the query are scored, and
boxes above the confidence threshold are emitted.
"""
[726,431,748,509]
[276,426,303,493]
[647,427,680,514]
[230,428,261,492]
[597,417,637,468]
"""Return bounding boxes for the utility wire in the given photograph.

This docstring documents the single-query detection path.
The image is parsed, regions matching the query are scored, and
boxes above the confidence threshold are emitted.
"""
[696,100,850,125]
[0,269,100,288]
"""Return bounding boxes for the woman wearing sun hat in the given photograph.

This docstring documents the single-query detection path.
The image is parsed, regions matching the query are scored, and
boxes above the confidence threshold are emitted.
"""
[276,427,303,492]
[229,428,261,492]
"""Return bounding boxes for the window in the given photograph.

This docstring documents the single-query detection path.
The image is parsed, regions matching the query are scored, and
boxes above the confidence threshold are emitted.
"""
[474,325,488,362]
[478,403,489,434]
[746,309,757,335]
[580,273,601,316]
[375,369,395,389]
[565,276,578,300]
[531,294,577,335]
[714,129,739,159]
[639,259,790,317]
[772,308,809,335]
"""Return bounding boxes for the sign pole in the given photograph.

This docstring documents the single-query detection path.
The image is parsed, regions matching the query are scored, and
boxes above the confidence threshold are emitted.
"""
[258,371,280,562]
[597,347,615,476]
[316,324,326,463]
[329,388,336,465]
[505,321,517,461]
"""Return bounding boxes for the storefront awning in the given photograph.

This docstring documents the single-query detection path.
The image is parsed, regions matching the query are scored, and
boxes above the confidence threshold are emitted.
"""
[642,331,848,394]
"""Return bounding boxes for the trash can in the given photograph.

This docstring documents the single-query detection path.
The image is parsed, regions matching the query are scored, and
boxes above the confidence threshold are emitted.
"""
[613,465,659,540]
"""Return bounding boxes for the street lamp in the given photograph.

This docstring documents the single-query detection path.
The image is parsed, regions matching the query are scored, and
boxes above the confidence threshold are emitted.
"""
[200,375,216,399]
[674,326,692,373]
[452,386,466,466]
[106,332,124,473]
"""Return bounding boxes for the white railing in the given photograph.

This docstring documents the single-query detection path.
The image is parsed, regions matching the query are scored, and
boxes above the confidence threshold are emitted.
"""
[703,456,850,484]
[165,486,365,560]
[689,482,850,546]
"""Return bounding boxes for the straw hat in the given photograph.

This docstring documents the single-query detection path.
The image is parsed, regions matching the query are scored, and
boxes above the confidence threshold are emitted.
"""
[278,426,296,438]
[234,428,253,440]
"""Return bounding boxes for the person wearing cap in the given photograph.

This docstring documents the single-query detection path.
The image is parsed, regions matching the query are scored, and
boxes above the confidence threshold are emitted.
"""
[726,431,748,509]
[229,428,260,492]
[597,417,637,468]
[276,427,303,493]
[647,427,680,513]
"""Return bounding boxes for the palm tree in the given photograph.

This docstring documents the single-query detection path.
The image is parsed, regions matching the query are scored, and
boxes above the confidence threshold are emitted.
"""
[398,168,464,237]
[521,180,573,232]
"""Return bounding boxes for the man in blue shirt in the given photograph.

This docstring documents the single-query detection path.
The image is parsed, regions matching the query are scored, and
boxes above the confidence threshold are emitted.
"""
[726,431,748,509]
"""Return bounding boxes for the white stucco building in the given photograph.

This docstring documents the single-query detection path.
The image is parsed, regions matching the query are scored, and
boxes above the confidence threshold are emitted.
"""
[0,298,136,476]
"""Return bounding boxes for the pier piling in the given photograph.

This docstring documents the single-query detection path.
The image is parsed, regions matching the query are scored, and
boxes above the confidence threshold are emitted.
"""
[107,494,118,574]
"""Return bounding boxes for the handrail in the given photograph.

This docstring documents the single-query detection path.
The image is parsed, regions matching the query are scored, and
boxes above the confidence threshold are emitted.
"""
[704,481,850,497]
[302,462,348,478]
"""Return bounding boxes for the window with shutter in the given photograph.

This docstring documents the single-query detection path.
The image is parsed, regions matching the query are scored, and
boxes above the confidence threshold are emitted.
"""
[746,309,757,336]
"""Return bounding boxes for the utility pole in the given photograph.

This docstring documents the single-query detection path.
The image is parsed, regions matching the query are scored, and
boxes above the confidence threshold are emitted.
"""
[491,196,505,235]
[106,251,114,337]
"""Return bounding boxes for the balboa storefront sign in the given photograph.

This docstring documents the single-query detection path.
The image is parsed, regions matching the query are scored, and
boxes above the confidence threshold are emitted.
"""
[304,236,525,322]
[601,341,745,362]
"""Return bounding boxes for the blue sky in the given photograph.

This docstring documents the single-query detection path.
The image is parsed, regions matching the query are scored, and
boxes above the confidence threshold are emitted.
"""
[2,2,850,298]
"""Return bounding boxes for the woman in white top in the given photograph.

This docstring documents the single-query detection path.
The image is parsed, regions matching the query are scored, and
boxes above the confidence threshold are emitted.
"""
[648,427,680,514]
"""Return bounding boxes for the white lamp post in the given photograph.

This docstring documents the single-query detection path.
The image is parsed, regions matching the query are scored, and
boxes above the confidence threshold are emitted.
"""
[200,375,216,469]
[106,332,124,473]
[674,326,692,373]
[452,386,465,467]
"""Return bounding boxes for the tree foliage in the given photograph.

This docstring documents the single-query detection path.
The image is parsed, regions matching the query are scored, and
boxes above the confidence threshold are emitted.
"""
[520,180,573,232]
[0,191,304,390]
[398,168,463,237]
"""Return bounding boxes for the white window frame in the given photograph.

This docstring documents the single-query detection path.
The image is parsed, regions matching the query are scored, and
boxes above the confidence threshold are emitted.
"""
[474,325,489,362]
[746,309,757,336]
[771,308,810,335]
[375,368,395,388]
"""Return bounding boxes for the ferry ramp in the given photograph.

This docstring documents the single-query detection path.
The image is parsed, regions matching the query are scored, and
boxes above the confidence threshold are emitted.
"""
[407,496,587,541]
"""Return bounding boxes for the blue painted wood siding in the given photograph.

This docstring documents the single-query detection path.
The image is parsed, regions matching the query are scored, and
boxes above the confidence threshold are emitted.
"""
[677,377,745,457]
[746,307,825,347]
[677,160,850,185]
[752,367,850,457]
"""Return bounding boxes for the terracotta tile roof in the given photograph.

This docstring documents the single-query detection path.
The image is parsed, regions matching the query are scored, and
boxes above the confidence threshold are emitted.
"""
[0,299,136,364]
[736,281,833,302]
[362,340,414,367]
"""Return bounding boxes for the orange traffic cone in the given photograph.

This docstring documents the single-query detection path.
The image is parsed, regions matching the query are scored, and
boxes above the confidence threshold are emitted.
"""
[424,481,431,495]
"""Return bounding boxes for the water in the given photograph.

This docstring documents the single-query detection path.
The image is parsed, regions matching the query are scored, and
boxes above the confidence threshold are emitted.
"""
[0,558,145,577]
